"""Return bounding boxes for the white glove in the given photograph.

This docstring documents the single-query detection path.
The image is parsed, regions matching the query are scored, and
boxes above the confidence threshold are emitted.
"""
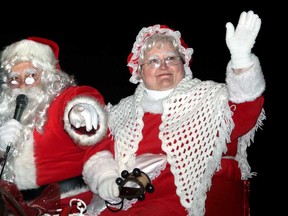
[0,119,22,151]
[225,10,261,69]
[69,103,98,132]
[98,173,120,203]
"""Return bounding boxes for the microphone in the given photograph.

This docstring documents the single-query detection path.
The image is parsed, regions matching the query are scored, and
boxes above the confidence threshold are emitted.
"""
[0,94,28,179]
[13,94,29,121]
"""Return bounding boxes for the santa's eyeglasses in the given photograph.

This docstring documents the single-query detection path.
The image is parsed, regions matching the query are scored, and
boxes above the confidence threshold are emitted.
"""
[7,68,42,88]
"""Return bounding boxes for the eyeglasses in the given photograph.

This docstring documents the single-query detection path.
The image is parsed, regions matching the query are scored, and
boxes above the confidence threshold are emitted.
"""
[141,56,183,69]
[7,68,42,88]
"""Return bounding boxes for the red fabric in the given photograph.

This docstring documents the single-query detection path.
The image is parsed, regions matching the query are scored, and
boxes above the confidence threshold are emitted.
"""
[0,180,61,216]
[205,179,250,216]
[85,96,264,215]
[0,180,94,216]
[33,86,105,185]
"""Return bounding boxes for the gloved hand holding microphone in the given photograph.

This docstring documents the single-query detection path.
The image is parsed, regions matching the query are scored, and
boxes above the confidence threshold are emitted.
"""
[0,119,23,152]
[0,94,28,152]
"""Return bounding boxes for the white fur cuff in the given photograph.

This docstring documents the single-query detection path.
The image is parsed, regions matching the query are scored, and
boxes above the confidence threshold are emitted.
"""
[82,151,118,193]
[64,96,107,146]
[226,54,265,103]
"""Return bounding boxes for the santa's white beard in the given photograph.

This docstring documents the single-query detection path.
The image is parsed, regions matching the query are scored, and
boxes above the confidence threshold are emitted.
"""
[0,84,55,130]
[0,85,56,183]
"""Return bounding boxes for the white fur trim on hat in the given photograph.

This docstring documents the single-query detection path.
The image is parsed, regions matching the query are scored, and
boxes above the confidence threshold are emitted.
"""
[1,39,58,72]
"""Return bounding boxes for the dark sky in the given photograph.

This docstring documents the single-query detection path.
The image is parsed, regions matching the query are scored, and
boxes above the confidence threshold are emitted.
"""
[0,3,283,215]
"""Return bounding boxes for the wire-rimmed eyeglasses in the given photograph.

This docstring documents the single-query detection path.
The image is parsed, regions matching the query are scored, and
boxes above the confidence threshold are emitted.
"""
[7,67,42,88]
[140,56,183,69]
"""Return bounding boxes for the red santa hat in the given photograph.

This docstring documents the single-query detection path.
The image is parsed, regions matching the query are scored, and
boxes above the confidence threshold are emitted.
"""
[127,24,194,84]
[0,36,60,72]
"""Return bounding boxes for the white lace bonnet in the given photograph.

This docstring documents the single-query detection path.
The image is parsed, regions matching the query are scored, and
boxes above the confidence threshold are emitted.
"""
[127,24,194,84]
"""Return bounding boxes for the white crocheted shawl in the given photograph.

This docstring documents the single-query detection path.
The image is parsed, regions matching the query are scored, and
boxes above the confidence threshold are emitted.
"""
[106,76,263,216]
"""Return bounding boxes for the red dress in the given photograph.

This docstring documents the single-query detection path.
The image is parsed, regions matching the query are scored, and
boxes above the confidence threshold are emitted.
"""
[85,96,264,216]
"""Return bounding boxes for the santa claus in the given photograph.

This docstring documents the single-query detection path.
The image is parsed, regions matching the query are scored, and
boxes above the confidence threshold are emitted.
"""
[0,37,107,215]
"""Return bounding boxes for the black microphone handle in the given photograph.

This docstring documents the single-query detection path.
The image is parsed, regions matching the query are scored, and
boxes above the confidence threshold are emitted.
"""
[13,104,26,121]
[13,94,28,121]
